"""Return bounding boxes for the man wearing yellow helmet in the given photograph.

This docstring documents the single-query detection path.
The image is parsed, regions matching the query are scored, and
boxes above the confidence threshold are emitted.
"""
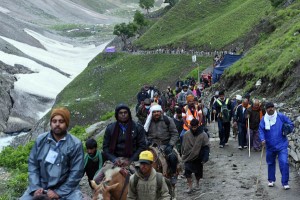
[127,151,171,200]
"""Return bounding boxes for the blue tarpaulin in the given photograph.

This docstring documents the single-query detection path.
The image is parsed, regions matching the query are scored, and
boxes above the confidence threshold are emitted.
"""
[212,54,242,83]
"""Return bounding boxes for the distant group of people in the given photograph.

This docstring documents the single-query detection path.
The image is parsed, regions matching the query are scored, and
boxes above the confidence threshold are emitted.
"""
[210,90,294,190]
[20,81,295,199]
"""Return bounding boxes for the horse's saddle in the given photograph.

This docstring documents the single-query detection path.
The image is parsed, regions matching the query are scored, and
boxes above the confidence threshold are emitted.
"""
[149,146,182,176]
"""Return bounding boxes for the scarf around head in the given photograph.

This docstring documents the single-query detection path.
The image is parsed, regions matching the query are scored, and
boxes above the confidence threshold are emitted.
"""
[109,121,133,158]
[264,110,277,130]
[144,105,163,132]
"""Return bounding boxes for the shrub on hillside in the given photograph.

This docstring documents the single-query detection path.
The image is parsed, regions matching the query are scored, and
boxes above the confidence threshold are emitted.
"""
[269,0,285,7]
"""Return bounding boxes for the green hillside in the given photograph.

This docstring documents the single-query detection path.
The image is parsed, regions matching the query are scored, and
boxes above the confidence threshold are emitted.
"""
[134,0,272,50]
[225,4,300,99]
[52,0,300,126]
[55,53,211,126]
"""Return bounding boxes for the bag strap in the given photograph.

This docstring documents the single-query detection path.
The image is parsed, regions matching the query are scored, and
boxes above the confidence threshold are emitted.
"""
[163,115,170,132]
[133,174,139,197]
[156,173,163,198]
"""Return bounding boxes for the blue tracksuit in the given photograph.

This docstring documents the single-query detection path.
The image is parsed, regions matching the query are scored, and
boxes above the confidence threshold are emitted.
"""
[259,112,294,186]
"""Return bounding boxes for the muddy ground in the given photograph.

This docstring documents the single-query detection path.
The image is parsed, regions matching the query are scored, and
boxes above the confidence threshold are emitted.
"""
[80,121,300,200]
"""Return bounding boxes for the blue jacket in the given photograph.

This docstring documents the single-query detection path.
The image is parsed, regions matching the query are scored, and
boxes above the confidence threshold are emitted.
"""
[28,132,84,197]
[259,113,294,151]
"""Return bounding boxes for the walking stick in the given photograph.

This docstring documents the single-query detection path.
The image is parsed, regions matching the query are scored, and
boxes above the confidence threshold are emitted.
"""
[213,113,216,133]
[248,118,251,157]
[256,145,265,191]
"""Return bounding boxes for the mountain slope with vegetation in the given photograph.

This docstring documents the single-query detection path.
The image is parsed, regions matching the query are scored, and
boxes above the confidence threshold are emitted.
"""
[53,0,300,126]
[54,53,211,127]
[134,0,272,50]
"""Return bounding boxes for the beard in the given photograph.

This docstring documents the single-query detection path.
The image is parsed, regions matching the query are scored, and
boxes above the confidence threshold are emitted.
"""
[51,128,67,137]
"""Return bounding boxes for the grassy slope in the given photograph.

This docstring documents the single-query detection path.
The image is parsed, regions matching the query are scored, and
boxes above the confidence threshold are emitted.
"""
[55,53,211,126]
[54,1,300,126]
[134,0,272,49]
[225,3,300,92]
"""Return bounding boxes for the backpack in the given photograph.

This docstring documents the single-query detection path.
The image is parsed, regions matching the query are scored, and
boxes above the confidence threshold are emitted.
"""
[217,99,230,122]
[133,172,173,199]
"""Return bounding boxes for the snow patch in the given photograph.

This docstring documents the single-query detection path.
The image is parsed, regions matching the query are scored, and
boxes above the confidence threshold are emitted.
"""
[0,29,110,99]
[0,6,10,14]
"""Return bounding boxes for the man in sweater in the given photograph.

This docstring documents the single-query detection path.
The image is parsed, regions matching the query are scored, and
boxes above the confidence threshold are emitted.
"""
[181,119,210,193]
[127,150,171,200]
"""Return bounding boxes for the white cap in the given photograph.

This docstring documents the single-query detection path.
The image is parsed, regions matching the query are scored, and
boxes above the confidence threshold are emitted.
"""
[236,95,242,101]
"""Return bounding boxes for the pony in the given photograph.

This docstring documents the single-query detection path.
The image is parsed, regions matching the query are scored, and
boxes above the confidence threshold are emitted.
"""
[91,167,130,200]
[92,148,182,200]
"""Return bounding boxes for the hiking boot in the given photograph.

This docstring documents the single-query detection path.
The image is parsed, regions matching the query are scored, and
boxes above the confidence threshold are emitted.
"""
[171,176,177,185]
[283,185,290,190]
[268,181,275,187]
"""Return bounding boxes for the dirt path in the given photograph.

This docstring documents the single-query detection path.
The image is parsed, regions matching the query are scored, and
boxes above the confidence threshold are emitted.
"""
[80,118,300,200]
[174,122,300,200]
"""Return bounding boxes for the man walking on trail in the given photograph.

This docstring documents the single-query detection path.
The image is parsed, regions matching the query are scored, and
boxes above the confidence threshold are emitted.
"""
[102,104,147,167]
[259,102,294,189]
[177,84,193,107]
[209,91,219,121]
[84,138,103,189]
[144,104,179,185]
[127,150,171,200]
[181,119,210,194]
[20,107,85,200]
[245,99,263,151]
[180,95,203,140]
[213,90,231,148]
[234,98,251,150]
[231,94,242,140]
[136,98,151,125]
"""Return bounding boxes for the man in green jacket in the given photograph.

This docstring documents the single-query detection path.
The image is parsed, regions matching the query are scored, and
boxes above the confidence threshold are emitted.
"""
[127,150,171,200]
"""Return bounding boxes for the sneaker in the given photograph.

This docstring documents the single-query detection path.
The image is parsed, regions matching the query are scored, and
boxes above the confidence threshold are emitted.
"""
[171,176,177,185]
[219,145,224,148]
[225,143,229,146]
[238,146,242,150]
[283,185,290,190]
[184,188,193,194]
[268,181,275,187]
[243,146,248,149]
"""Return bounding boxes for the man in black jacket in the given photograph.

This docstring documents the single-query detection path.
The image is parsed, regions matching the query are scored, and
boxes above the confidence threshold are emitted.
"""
[103,104,147,167]
[94,104,147,184]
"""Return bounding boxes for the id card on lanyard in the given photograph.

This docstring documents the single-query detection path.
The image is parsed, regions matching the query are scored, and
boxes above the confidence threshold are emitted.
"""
[45,141,61,164]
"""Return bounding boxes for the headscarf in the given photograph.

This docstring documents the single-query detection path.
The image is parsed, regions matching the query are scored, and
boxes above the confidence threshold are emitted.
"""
[144,105,163,132]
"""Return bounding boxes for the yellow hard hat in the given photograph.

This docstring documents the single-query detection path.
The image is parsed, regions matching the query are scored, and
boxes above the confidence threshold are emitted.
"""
[139,150,154,164]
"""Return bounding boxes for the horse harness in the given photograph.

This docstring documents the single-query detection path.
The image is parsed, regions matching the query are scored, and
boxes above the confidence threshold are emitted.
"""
[118,168,131,200]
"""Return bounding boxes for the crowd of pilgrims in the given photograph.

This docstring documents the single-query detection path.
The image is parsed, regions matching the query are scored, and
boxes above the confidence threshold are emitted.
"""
[136,79,265,151]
